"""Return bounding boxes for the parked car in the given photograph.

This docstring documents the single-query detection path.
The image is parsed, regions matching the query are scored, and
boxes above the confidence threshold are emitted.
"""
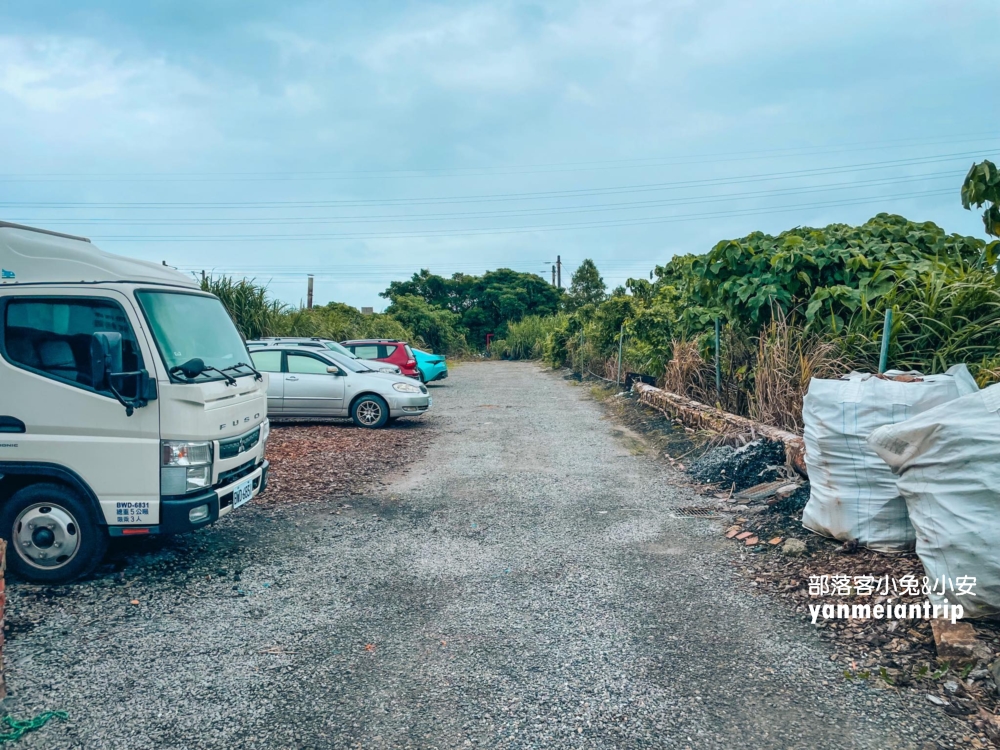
[246,337,401,374]
[248,346,430,428]
[340,339,419,379]
[412,348,448,383]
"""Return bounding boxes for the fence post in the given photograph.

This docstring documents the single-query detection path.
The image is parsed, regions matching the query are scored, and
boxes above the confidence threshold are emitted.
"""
[714,318,721,401]
[616,323,624,387]
[878,308,893,374]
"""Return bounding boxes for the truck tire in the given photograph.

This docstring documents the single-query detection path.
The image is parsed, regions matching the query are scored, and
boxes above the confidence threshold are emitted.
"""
[351,394,390,429]
[0,482,108,583]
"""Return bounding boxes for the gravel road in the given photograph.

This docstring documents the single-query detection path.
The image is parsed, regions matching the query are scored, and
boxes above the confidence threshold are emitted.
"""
[5,361,961,749]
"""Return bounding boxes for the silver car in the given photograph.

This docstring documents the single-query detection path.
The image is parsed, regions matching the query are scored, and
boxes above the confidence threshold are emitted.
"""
[248,346,430,428]
[246,337,402,375]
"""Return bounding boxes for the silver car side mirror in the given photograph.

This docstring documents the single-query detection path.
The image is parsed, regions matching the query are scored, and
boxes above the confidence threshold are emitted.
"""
[326,365,342,375]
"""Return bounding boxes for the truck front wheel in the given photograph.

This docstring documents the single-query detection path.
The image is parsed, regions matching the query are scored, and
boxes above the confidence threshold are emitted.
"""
[1,483,108,583]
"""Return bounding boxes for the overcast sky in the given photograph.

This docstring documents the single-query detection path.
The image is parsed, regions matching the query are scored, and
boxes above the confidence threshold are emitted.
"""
[1,1,998,308]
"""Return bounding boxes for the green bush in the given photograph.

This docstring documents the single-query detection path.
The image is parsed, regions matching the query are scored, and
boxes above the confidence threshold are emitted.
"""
[558,211,1000,426]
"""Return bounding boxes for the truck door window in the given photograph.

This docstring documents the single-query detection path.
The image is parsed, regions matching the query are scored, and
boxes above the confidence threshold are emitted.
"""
[287,353,331,374]
[250,350,282,373]
[3,298,144,397]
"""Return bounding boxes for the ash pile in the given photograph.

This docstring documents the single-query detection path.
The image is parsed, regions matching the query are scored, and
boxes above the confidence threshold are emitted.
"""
[688,439,809,514]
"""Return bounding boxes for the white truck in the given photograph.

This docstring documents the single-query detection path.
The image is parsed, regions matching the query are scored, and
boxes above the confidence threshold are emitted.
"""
[0,222,269,583]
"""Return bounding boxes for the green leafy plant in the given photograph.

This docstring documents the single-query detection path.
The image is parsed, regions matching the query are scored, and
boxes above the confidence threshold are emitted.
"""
[931,662,950,680]
[962,159,1000,238]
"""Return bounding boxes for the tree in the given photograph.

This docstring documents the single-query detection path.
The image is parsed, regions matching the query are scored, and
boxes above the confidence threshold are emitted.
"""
[385,295,468,354]
[962,160,1000,238]
[382,268,562,349]
[564,259,606,312]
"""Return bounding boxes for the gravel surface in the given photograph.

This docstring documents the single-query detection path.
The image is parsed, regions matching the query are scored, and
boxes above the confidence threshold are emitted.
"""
[4,362,964,748]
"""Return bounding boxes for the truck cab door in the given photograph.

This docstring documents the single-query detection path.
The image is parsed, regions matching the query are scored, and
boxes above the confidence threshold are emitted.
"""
[282,352,346,416]
[0,289,161,526]
[249,350,284,414]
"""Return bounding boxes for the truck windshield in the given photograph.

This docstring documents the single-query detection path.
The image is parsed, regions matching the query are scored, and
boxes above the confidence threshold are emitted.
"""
[135,291,249,381]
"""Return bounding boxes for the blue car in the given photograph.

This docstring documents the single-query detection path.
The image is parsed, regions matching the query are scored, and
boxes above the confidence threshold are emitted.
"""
[413,348,448,384]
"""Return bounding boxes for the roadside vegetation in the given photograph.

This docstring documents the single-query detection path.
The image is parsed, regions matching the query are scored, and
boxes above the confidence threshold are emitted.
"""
[205,161,1000,431]
[205,266,563,357]
[505,163,1000,430]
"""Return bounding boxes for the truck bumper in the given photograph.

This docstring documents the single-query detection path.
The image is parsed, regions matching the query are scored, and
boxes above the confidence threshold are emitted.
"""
[112,460,270,536]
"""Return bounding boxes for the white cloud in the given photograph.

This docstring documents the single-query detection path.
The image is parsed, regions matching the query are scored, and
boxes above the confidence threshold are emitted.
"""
[0,36,137,111]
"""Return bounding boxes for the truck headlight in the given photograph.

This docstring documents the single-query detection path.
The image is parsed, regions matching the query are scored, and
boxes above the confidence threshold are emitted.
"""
[392,382,421,393]
[161,440,213,495]
[258,419,270,465]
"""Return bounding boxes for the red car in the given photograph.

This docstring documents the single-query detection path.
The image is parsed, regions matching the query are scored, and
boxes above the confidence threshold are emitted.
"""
[341,339,420,378]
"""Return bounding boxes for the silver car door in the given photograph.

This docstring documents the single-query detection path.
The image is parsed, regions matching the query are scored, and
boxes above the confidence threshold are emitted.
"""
[283,352,346,415]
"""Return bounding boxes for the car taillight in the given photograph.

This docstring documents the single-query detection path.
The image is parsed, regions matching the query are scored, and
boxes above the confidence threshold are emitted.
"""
[406,360,416,367]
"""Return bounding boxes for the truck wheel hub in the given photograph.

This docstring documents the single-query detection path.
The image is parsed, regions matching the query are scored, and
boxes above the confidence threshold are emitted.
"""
[14,504,80,569]
[32,526,55,548]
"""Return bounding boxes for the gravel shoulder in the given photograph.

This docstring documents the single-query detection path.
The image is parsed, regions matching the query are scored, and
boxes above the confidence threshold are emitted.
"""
[4,361,961,749]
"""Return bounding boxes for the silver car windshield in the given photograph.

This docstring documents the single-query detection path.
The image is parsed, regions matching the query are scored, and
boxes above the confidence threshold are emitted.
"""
[136,291,249,380]
[317,351,370,373]
[323,341,359,359]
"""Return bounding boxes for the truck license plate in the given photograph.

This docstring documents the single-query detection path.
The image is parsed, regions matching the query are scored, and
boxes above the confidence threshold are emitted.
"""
[232,478,254,509]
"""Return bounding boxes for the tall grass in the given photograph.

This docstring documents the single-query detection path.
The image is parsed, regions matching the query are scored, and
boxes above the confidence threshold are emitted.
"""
[749,314,847,432]
[837,263,1000,384]
[492,315,565,360]
[202,276,287,339]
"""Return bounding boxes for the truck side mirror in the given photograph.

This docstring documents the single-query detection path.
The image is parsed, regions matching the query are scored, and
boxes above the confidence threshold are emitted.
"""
[90,332,155,416]
[91,331,123,390]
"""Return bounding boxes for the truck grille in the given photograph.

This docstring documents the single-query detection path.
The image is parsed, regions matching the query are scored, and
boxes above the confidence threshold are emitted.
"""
[219,427,261,459]
[217,459,255,488]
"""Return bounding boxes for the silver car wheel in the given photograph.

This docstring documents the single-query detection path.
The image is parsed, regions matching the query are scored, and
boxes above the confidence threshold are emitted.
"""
[357,400,383,426]
[14,503,82,570]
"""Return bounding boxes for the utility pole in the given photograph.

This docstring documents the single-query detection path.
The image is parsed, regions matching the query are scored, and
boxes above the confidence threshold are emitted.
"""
[201,269,206,286]
[307,274,314,309]
[556,255,562,288]
[551,264,556,286]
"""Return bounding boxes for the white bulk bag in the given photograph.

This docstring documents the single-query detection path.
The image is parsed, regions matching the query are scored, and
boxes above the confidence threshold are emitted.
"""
[801,365,978,552]
[868,383,1000,617]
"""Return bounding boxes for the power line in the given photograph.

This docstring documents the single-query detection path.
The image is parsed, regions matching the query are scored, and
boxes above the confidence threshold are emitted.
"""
[89,187,954,242]
[0,132,996,181]
[3,171,959,226]
[0,150,986,209]
[180,259,655,274]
